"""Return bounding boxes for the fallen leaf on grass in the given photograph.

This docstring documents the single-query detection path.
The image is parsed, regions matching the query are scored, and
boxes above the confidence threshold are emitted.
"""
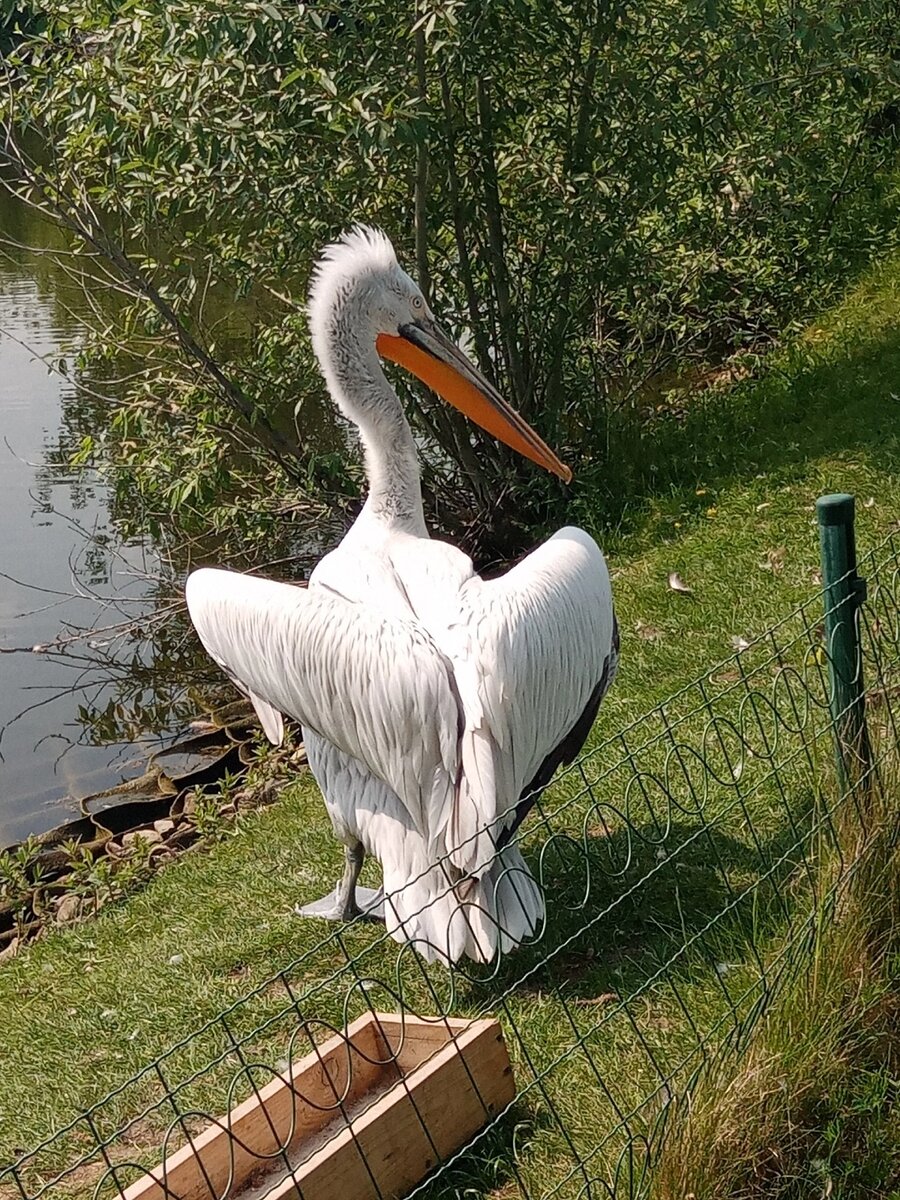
[731,634,752,652]
[635,620,664,643]
[587,823,613,840]
[755,502,770,513]
[709,668,741,686]
[758,546,786,573]
[864,496,875,509]
[667,571,693,594]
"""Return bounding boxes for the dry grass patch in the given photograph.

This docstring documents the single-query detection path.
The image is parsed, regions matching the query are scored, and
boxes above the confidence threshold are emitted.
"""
[651,762,900,1200]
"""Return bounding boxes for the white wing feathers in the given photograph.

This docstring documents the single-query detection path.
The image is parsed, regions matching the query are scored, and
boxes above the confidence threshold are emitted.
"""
[248,692,284,745]
[443,527,614,876]
[185,569,460,851]
[186,525,614,891]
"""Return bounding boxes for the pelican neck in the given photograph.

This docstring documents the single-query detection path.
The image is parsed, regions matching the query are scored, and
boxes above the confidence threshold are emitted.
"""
[325,329,427,537]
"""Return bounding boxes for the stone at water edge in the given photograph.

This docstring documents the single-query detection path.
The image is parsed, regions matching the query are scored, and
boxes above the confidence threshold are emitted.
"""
[121,828,163,851]
[0,936,19,963]
[55,894,83,924]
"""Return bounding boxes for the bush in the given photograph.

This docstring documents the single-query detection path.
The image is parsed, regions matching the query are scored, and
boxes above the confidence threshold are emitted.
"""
[6,0,900,555]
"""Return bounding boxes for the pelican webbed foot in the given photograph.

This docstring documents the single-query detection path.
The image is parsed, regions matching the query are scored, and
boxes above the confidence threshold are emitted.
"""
[294,886,384,923]
[294,843,385,923]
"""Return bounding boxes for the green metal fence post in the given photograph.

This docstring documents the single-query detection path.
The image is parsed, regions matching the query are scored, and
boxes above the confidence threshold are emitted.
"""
[816,493,871,788]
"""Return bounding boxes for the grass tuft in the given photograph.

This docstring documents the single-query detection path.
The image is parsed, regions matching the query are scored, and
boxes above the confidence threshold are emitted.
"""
[651,758,900,1200]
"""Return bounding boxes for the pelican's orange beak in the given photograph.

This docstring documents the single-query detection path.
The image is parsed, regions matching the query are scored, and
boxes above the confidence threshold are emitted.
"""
[376,321,571,483]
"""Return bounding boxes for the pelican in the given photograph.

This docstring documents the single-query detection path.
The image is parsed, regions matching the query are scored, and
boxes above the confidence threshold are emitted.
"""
[185,227,618,964]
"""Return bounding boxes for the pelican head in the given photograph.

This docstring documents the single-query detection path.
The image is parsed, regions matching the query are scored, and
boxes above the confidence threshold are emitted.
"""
[308,225,571,482]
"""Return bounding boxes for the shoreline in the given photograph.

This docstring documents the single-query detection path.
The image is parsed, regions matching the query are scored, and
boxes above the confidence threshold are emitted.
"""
[0,704,307,962]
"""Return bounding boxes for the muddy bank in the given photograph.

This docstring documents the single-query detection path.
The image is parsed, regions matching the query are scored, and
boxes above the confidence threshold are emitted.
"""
[0,700,307,960]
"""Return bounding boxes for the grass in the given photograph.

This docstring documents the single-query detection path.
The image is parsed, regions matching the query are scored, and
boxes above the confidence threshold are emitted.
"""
[650,760,900,1200]
[2,248,900,1196]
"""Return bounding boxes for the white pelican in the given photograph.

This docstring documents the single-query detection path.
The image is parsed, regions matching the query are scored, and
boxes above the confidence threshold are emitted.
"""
[186,227,618,964]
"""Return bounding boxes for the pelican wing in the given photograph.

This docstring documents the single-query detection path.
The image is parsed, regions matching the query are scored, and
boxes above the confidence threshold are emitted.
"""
[444,526,617,875]
[185,568,460,845]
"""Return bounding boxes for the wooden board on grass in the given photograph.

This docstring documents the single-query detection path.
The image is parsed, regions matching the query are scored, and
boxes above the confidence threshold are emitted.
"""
[122,1012,515,1200]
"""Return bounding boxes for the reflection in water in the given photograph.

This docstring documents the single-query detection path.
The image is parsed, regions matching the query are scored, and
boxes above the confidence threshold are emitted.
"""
[0,194,343,847]
[0,191,220,846]
[0,236,175,844]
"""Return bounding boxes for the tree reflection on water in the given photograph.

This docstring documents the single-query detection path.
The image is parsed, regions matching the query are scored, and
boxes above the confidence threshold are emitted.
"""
[0,187,338,844]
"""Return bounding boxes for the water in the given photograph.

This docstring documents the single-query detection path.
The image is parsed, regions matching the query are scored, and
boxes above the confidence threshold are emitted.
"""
[0,195,341,847]
[0,200,169,846]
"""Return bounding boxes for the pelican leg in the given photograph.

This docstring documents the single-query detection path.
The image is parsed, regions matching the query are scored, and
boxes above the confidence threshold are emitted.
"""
[294,842,384,923]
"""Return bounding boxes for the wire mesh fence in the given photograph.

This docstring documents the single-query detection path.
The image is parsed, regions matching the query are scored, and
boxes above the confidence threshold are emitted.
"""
[3,507,900,1200]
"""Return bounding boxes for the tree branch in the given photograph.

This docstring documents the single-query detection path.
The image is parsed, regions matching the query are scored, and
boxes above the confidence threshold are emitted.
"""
[440,70,494,373]
[1,130,307,484]
[474,75,528,406]
[413,16,431,304]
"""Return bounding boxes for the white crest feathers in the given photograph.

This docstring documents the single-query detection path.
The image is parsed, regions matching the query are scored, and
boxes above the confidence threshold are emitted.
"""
[307,224,399,328]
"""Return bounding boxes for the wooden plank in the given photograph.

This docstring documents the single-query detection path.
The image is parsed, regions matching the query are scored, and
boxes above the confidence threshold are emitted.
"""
[265,1016,516,1200]
[122,1013,389,1200]
[123,1013,514,1200]
[372,1013,474,1075]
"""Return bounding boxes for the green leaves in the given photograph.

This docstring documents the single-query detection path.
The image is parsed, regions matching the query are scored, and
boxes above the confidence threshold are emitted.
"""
[6,0,900,556]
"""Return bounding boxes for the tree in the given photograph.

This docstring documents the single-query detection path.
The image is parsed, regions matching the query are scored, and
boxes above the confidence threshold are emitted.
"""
[4,0,899,559]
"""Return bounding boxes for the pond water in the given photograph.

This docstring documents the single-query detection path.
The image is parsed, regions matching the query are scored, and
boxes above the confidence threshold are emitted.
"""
[0,197,171,846]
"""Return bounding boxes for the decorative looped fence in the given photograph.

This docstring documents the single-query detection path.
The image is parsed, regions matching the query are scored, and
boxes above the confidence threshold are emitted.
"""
[3,494,900,1200]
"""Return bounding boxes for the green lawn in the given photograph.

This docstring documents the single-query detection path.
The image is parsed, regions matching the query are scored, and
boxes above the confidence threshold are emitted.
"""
[3,250,900,1197]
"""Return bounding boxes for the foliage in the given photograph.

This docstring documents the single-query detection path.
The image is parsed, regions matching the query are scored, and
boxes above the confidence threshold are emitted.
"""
[62,835,158,911]
[0,837,45,937]
[0,1,43,54]
[4,0,900,555]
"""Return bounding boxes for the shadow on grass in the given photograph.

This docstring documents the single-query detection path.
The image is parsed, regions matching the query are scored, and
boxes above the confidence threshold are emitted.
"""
[457,801,817,1008]
[415,806,823,1198]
